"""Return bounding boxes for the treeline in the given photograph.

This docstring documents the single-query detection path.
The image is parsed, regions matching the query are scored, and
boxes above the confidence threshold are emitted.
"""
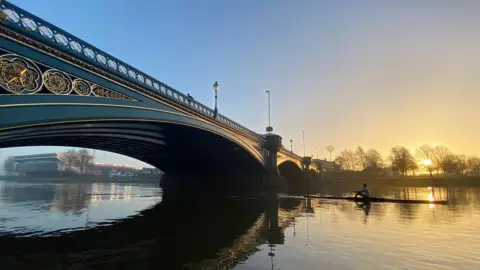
[334,145,480,177]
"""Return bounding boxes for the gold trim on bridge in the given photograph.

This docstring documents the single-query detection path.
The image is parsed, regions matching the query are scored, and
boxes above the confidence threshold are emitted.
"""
[0,53,135,100]
[0,113,264,164]
[0,26,261,142]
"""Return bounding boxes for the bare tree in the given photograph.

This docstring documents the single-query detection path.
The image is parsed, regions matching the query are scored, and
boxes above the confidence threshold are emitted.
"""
[407,159,419,176]
[466,156,480,176]
[390,146,415,177]
[334,156,347,171]
[416,144,435,177]
[442,154,458,176]
[335,149,356,171]
[434,146,451,176]
[364,149,383,171]
[76,149,93,175]
[355,146,367,171]
[3,157,15,175]
[61,149,79,172]
[456,155,467,175]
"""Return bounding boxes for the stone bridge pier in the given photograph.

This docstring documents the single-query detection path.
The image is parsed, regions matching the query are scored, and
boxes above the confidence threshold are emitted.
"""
[262,134,287,193]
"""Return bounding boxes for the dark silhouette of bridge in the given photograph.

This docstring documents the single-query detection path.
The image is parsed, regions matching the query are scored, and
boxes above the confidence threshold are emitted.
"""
[0,1,320,195]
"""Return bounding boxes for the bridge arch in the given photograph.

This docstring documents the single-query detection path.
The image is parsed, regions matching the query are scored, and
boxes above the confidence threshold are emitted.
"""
[0,106,267,195]
[278,160,304,194]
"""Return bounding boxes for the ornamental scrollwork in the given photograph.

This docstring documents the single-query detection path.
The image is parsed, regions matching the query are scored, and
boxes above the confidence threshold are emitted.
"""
[43,69,72,95]
[91,85,132,100]
[72,79,91,96]
[0,54,42,94]
[0,53,135,100]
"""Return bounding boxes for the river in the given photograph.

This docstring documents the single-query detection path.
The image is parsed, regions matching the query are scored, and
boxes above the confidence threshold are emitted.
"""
[0,179,479,269]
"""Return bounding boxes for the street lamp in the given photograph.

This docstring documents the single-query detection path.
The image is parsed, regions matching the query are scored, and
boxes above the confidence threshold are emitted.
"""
[213,81,219,118]
[290,139,293,153]
[301,130,306,157]
[266,90,273,133]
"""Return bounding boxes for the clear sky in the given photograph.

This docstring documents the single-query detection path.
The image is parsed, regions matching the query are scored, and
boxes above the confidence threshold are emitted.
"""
[2,0,479,168]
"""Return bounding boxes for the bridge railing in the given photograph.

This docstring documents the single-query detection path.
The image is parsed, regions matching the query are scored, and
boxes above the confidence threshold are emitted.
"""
[0,1,259,139]
[280,147,303,160]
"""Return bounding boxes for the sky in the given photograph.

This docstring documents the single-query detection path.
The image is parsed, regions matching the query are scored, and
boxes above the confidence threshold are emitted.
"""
[2,0,480,168]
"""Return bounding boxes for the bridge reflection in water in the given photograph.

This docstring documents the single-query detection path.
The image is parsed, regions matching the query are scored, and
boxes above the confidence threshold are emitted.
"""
[0,191,305,269]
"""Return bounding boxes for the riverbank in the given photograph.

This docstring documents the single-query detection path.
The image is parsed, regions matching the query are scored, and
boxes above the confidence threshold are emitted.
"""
[0,175,160,184]
[323,172,480,187]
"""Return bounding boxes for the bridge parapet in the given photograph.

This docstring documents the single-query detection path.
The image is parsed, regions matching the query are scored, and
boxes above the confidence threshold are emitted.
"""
[0,1,257,139]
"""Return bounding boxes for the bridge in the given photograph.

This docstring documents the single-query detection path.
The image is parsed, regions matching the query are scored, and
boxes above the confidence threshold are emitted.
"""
[0,1,320,195]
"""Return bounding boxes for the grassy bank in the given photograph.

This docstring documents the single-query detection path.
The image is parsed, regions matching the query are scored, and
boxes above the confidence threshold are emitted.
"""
[0,175,160,184]
[323,172,480,187]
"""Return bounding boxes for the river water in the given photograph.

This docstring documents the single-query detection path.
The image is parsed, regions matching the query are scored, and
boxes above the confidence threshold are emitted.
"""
[0,179,479,269]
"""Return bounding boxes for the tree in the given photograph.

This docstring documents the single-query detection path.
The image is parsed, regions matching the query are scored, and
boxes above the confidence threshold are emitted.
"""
[456,155,467,175]
[61,149,79,172]
[390,146,415,177]
[334,149,356,171]
[75,149,93,175]
[407,159,419,176]
[364,149,383,171]
[442,154,458,176]
[416,144,436,177]
[434,146,451,176]
[334,156,347,171]
[355,146,367,171]
[3,157,16,175]
[466,156,480,176]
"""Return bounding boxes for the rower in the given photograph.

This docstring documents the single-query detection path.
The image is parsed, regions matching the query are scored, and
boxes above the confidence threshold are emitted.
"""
[354,184,370,199]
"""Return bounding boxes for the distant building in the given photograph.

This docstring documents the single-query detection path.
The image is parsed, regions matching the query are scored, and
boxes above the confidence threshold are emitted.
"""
[13,153,68,176]
[87,163,137,176]
[312,158,342,172]
[139,167,162,176]
[11,153,146,177]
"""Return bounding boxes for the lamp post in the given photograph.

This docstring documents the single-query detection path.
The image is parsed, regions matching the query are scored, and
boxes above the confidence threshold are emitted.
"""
[213,81,219,118]
[266,90,273,133]
[301,130,306,157]
[290,139,293,153]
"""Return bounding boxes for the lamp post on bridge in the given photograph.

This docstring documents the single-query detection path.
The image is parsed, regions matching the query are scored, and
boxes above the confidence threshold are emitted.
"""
[290,139,293,153]
[266,90,273,133]
[213,81,219,118]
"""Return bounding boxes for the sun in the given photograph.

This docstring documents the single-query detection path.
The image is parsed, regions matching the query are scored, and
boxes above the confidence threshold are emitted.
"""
[423,159,432,166]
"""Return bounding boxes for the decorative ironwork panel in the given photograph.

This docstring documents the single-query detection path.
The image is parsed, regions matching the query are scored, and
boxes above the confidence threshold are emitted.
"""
[0,54,42,94]
[0,1,259,138]
[0,50,134,100]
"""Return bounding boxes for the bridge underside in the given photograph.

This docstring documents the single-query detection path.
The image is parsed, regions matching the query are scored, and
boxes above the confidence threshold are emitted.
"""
[278,161,307,194]
[0,120,265,195]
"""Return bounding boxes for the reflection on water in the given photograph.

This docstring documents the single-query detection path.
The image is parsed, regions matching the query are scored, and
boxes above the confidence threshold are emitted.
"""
[0,180,160,235]
[0,180,479,269]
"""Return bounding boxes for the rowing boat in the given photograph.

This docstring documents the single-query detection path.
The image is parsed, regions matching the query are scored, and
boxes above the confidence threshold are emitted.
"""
[304,195,448,205]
